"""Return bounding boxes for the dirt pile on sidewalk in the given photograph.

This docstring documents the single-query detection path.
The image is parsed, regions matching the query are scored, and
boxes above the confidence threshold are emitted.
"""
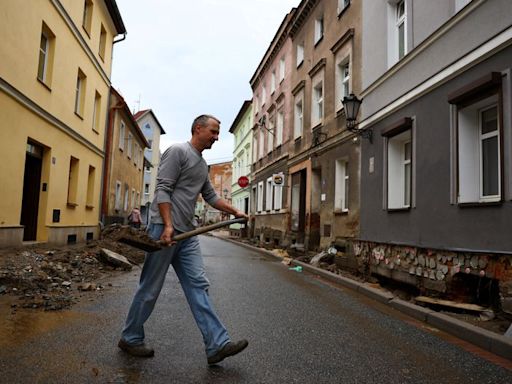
[0,227,146,311]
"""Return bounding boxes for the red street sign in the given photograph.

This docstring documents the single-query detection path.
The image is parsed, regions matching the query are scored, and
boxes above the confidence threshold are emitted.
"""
[238,176,249,188]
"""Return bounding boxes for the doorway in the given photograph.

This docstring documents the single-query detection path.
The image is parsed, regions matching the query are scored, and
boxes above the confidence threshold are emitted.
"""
[20,142,43,241]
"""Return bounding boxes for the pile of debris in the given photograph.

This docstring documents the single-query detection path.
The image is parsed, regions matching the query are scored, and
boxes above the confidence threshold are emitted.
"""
[0,225,146,311]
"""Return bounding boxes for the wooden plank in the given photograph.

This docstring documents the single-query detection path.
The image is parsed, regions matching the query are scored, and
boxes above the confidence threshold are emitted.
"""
[415,296,488,312]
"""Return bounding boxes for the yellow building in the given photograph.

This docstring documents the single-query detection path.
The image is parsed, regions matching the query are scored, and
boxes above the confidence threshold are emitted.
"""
[102,88,148,225]
[0,0,126,245]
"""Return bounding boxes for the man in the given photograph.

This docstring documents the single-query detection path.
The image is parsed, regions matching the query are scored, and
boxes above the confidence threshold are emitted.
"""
[118,115,249,365]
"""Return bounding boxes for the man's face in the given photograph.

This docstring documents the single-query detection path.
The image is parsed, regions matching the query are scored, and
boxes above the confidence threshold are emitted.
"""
[196,118,220,149]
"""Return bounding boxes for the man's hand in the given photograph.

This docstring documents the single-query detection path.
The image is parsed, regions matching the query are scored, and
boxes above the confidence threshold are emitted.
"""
[233,209,249,220]
[160,225,177,246]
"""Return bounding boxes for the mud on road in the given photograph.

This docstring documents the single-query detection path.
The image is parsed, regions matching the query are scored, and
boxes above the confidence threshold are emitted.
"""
[0,226,146,312]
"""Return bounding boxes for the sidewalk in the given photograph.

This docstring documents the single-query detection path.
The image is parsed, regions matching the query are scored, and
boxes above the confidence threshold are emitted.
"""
[210,230,512,361]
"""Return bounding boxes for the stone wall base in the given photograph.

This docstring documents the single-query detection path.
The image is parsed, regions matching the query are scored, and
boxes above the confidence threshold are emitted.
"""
[352,241,512,314]
[47,226,99,245]
[0,226,24,246]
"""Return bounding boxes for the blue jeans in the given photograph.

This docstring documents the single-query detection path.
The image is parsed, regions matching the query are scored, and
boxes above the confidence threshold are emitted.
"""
[121,223,230,357]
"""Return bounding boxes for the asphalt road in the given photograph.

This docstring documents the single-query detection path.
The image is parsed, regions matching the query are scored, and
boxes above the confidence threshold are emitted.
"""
[0,235,511,383]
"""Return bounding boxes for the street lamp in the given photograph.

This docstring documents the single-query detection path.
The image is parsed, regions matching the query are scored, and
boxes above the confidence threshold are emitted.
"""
[342,93,372,143]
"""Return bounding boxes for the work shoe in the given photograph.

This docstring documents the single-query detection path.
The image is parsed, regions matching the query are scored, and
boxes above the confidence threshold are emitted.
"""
[207,339,249,365]
[118,339,154,357]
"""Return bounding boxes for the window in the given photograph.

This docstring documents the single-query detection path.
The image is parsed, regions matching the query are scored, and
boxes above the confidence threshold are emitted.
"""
[67,156,79,206]
[279,57,285,82]
[271,71,276,94]
[253,135,258,163]
[257,181,264,212]
[144,183,150,195]
[387,130,412,209]
[115,181,122,210]
[396,0,406,60]
[262,85,266,106]
[266,177,273,211]
[86,165,95,207]
[296,44,304,67]
[335,57,350,111]
[37,23,55,86]
[294,93,304,139]
[145,166,151,173]
[338,0,350,14]
[124,185,129,211]
[136,191,140,206]
[267,118,274,153]
[448,73,503,204]
[99,24,107,60]
[131,189,136,210]
[276,110,284,146]
[311,74,324,126]
[119,120,125,150]
[259,129,264,159]
[458,98,501,203]
[82,0,93,36]
[127,133,132,158]
[335,160,349,212]
[314,16,324,45]
[273,176,283,211]
[92,91,101,132]
[74,69,86,117]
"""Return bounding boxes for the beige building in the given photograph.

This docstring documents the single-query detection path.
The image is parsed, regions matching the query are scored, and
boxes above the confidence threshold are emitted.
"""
[0,0,126,245]
[102,88,148,225]
[287,0,363,250]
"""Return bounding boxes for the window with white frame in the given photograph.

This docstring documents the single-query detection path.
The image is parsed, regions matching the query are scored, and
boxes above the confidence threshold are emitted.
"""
[124,186,129,211]
[267,117,274,153]
[457,95,501,203]
[119,120,125,150]
[266,177,273,211]
[279,58,285,82]
[338,0,350,14]
[276,110,283,146]
[396,0,406,60]
[74,69,86,116]
[314,16,324,45]
[259,129,265,159]
[115,181,122,211]
[37,23,55,86]
[296,44,304,67]
[253,135,258,163]
[273,178,283,210]
[335,55,351,111]
[127,133,132,158]
[334,160,349,212]
[257,181,264,212]
[271,71,276,94]
[387,129,412,209]
[294,92,304,139]
[144,183,150,195]
[131,189,135,209]
[311,72,324,126]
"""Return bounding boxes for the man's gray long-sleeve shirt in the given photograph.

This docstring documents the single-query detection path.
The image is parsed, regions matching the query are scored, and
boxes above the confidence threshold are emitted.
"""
[149,142,220,232]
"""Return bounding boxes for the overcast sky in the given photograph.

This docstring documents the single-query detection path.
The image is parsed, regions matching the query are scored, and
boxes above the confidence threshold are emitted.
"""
[111,0,299,164]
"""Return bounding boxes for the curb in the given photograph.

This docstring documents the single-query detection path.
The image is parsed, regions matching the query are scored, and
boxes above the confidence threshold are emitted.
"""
[210,233,512,361]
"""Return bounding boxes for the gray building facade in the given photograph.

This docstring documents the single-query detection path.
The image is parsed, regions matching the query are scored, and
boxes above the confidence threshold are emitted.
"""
[357,0,512,311]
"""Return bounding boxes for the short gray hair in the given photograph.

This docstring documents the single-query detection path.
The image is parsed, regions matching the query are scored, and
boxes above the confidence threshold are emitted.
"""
[191,114,221,134]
